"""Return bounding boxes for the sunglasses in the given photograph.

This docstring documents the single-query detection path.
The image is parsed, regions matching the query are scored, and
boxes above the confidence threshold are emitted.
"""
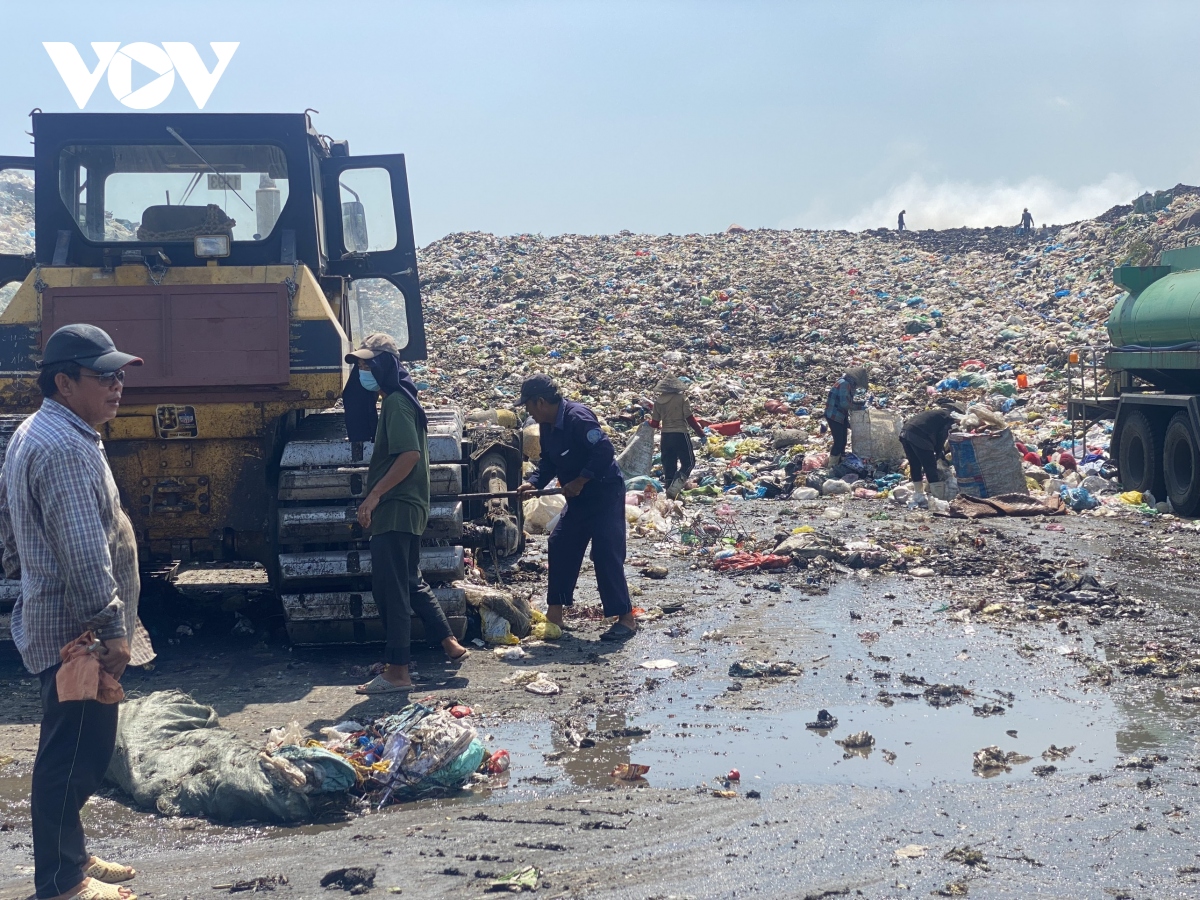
[79,370,126,387]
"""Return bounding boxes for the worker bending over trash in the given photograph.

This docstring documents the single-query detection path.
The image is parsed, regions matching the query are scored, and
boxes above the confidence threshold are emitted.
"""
[823,367,869,466]
[517,374,637,642]
[649,375,705,499]
[348,333,470,695]
[899,403,961,507]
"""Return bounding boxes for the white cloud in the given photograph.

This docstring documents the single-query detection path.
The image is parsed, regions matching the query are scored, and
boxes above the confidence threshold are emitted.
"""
[823,173,1146,232]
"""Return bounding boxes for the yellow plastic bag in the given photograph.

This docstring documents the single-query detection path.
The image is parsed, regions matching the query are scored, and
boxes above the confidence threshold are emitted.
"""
[527,609,563,641]
[1119,490,1145,505]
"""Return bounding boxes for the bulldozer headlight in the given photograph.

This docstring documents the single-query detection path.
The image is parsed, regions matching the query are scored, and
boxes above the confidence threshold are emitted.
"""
[194,234,230,258]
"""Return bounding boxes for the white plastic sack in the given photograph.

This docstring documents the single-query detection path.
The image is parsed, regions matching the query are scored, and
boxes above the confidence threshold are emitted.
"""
[848,409,905,464]
[615,422,655,479]
[789,487,820,500]
[821,479,852,496]
[522,424,542,462]
[523,492,566,534]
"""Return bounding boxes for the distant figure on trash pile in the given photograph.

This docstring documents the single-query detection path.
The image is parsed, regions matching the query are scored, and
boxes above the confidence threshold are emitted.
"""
[348,333,470,695]
[0,324,152,900]
[823,367,869,467]
[516,374,637,642]
[897,210,906,231]
[1020,208,1034,234]
[649,375,705,500]
[900,402,963,508]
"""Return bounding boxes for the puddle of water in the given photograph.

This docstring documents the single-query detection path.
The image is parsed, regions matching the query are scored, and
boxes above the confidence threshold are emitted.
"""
[535,577,1136,794]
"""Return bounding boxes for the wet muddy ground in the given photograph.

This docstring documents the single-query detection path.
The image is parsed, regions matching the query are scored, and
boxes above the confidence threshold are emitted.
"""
[0,501,1199,898]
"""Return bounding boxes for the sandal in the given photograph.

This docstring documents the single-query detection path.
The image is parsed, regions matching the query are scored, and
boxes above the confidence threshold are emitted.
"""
[85,857,136,883]
[599,622,638,642]
[355,674,413,695]
[448,649,471,663]
[60,878,136,900]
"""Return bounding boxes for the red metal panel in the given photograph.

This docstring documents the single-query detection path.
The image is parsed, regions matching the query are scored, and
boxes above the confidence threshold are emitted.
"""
[42,284,290,388]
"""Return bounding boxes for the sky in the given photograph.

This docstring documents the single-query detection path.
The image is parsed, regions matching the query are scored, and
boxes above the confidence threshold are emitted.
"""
[1,1,1196,245]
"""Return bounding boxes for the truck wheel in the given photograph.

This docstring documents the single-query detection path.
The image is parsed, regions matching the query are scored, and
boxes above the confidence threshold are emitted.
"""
[1164,411,1200,516]
[1117,410,1164,498]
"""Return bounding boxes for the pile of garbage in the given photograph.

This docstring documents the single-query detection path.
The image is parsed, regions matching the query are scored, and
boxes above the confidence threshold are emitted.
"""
[105,690,500,824]
[353,184,1200,514]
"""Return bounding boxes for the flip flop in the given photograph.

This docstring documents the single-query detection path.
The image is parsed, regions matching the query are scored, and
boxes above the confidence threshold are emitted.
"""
[85,857,136,884]
[599,622,638,642]
[448,649,471,663]
[63,878,136,900]
[355,675,413,695]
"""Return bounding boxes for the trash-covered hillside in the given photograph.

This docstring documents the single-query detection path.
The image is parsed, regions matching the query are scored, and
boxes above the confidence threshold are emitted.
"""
[365,185,1199,444]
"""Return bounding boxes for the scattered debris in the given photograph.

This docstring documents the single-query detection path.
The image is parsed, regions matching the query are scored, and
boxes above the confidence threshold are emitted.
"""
[972,745,1033,776]
[1042,744,1075,761]
[805,709,838,730]
[894,844,927,859]
[836,731,875,750]
[488,866,540,893]
[943,846,989,869]
[524,674,561,695]
[728,659,803,678]
[610,763,650,780]
[216,875,289,893]
[321,867,377,895]
[639,659,679,670]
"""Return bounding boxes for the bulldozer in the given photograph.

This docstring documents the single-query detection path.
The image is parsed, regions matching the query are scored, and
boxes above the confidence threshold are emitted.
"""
[0,111,524,645]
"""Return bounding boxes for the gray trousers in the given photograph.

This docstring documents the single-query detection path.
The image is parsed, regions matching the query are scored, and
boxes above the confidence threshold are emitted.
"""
[371,530,452,665]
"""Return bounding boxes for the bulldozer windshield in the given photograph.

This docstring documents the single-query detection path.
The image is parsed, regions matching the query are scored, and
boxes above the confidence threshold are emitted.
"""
[58,143,289,243]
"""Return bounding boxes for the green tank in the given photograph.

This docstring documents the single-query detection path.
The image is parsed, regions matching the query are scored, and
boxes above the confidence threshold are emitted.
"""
[1108,247,1200,347]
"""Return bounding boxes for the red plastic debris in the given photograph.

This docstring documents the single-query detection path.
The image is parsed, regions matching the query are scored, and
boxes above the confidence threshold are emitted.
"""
[450,705,472,718]
[486,749,510,774]
[713,552,791,572]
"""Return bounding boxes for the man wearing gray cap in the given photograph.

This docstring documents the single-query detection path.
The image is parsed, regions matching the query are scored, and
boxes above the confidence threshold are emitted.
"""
[0,324,152,900]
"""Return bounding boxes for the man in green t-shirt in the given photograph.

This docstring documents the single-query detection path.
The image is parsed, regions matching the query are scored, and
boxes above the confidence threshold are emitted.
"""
[347,334,470,694]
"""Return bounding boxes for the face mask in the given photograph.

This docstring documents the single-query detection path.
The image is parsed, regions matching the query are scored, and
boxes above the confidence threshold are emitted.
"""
[358,369,379,392]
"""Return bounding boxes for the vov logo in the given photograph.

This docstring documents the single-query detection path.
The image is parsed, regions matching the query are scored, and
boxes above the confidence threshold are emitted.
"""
[43,42,239,110]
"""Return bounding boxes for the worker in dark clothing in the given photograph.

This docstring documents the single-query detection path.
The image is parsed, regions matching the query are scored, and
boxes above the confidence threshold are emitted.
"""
[897,210,906,231]
[1020,208,1034,234]
[823,367,869,466]
[516,374,637,642]
[899,406,960,505]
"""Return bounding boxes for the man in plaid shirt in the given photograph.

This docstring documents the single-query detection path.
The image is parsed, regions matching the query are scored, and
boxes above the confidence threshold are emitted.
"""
[0,324,152,900]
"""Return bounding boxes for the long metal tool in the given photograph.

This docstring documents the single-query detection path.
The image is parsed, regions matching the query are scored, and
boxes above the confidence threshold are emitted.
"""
[433,488,563,501]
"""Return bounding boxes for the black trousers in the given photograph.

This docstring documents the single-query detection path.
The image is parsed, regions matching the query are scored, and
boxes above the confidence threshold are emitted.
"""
[660,432,695,487]
[827,417,849,457]
[32,665,119,899]
[901,438,941,484]
[371,530,452,666]
[547,480,633,618]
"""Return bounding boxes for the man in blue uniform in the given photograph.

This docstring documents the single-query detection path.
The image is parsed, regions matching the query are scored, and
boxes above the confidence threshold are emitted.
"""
[516,374,637,642]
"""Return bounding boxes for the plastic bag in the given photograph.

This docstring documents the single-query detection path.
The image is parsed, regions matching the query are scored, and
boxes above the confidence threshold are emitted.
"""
[848,409,905,463]
[523,492,566,534]
[480,608,519,645]
[615,422,655,478]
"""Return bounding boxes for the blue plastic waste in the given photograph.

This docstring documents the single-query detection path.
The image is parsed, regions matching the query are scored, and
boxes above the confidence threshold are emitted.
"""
[1059,485,1100,512]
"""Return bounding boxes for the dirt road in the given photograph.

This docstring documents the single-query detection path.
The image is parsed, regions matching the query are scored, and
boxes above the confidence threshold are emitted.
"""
[0,501,1197,898]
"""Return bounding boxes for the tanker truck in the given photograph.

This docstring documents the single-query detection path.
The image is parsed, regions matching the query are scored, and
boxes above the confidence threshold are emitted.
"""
[1069,246,1200,516]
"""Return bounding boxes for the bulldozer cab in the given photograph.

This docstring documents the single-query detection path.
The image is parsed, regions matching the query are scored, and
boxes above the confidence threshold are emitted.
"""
[0,112,425,358]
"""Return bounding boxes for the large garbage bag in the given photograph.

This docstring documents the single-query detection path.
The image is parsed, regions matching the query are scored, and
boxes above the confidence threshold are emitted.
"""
[106,690,317,823]
[848,409,904,465]
[950,427,1027,498]
[615,422,655,479]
